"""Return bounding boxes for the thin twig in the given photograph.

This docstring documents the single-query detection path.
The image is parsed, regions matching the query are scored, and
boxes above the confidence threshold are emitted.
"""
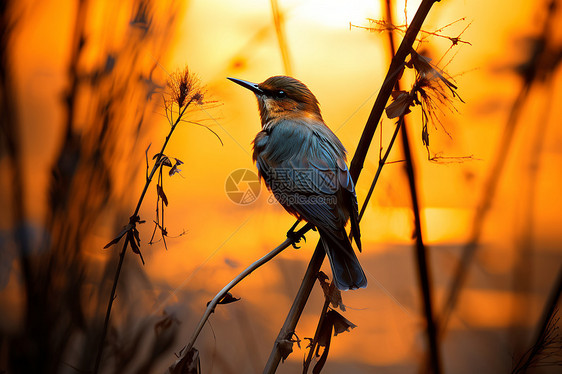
[134,99,192,217]
[357,121,401,222]
[168,223,314,372]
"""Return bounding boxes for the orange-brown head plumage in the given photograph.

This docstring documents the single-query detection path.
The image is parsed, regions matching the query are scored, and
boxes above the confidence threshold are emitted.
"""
[228,76,322,128]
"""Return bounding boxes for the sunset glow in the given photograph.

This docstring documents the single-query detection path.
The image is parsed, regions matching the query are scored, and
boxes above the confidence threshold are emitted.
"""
[1,0,561,373]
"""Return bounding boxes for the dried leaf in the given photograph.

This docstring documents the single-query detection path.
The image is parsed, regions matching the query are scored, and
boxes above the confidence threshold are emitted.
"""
[317,271,329,283]
[309,309,358,373]
[391,90,407,99]
[157,184,169,206]
[277,332,301,362]
[169,164,182,177]
[129,232,139,253]
[386,91,412,119]
[217,293,240,305]
[132,226,141,246]
[168,347,200,374]
[128,229,145,265]
[161,157,172,167]
[410,50,458,94]
[316,316,333,349]
[278,339,294,362]
[103,223,133,248]
[422,122,430,147]
[169,158,184,176]
[328,310,357,336]
[169,165,178,176]
[103,214,144,248]
[207,292,240,307]
[317,271,346,312]
[103,236,123,249]
[154,154,172,168]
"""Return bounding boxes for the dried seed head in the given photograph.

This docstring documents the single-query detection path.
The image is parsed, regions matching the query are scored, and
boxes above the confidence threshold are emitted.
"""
[192,91,204,105]
[409,50,458,93]
[168,67,204,108]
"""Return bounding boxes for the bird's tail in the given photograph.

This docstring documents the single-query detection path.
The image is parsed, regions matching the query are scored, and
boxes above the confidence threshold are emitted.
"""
[319,229,367,291]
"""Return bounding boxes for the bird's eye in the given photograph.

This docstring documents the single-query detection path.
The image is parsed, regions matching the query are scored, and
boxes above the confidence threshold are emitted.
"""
[276,90,287,98]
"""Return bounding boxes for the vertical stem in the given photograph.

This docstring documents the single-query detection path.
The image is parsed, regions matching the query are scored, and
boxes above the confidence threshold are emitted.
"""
[384,2,440,372]
[94,235,130,374]
[96,99,191,372]
[356,101,401,222]
[400,117,441,374]
[263,244,325,374]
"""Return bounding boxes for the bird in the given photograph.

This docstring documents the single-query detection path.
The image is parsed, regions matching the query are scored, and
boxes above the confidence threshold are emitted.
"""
[228,75,367,291]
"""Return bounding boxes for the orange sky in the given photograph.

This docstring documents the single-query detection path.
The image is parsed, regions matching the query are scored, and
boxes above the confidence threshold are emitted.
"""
[2,0,562,373]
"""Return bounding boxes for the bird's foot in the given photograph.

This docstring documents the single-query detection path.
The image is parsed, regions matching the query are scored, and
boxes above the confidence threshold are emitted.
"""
[287,229,306,249]
[287,220,306,249]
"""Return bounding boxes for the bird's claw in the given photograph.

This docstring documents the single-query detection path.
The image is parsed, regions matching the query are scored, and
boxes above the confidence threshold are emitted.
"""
[287,229,306,249]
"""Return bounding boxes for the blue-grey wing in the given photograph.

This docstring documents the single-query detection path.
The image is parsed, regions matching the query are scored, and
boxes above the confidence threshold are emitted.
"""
[254,118,354,234]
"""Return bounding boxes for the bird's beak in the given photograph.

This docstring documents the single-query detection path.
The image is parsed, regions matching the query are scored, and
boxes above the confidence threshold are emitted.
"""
[227,77,264,95]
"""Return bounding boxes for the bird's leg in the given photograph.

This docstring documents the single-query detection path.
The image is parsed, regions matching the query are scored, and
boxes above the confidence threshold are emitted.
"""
[287,219,307,249]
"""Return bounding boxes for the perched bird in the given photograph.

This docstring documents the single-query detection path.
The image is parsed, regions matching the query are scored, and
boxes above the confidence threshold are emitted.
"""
[228,75,367,290]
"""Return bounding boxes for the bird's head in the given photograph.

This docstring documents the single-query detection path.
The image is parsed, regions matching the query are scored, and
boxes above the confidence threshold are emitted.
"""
[228,75,322,127]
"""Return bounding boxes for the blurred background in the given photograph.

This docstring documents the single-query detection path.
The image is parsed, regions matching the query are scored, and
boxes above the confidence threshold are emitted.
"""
[1,0,561,373]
